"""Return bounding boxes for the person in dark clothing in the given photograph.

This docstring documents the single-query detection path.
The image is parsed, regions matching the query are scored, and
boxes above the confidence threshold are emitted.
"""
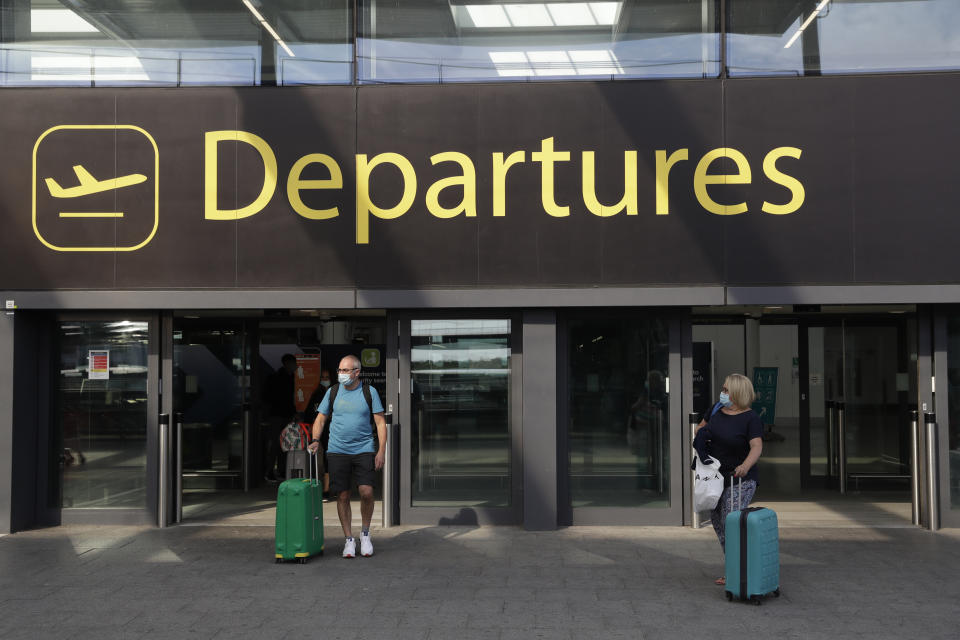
[262,353,297,481]
[693,373,764,586]
[304,368,334,500]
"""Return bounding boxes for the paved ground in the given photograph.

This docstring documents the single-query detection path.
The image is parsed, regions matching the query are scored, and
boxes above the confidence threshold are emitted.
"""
[0,520,958,640]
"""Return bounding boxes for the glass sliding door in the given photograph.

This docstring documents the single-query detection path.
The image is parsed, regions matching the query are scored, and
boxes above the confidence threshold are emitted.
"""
[411,319,512,507]
[173,320,249,492]
[56,318,154,513]
[841,326,909,482]
[565,312,671,514]
[806,320,915,493]
[399,316,520,524]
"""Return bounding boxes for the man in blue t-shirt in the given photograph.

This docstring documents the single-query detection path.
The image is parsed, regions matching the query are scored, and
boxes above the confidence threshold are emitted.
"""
[307,355,386,559]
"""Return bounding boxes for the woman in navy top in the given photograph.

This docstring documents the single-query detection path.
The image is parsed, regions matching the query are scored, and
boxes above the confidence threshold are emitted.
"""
[693,373,764,586]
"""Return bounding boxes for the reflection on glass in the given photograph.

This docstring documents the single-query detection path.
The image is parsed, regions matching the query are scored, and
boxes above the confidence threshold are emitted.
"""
[729,0,960,77]
[568,314,669,507]
[807,326,838,478]
[57,320,149,509]
[1,1,353,87]
[174,322,247,490]
[411,319,511,507]
[360,0,719,83]
[841,327,907,478]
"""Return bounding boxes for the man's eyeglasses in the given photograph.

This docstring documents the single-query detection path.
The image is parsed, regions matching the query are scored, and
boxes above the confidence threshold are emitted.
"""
[337,367,358,374]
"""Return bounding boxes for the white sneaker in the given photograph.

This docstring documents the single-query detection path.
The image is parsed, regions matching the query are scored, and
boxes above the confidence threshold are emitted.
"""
[360,533,374,557]
[342,538,356,559]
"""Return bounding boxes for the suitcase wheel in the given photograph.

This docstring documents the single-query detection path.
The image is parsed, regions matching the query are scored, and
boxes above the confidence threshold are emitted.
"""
[751,596,761,606]
[773,589,781,598]
[725,591,732,602]
[275,558,282,564]
[297,557,308,565]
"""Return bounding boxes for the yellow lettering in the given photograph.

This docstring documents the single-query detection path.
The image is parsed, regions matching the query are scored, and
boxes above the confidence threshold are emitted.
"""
[582,151,638,217]
[425,152,477,219]
[655,149,689,215]
[204,130,277,220]
[693,148,751,216]
[286,154,342,220]
[492,151,525,217]
[531,137,571,217]
[761,147,805,215]
[355,152,417,245]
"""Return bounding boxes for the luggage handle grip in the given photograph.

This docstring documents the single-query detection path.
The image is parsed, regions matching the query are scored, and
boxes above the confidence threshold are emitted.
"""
[309,449,319,485]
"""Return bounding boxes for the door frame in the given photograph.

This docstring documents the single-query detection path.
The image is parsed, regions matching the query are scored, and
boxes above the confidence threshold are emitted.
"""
[799,315,917,494]
[55,312,160,526]
[162,315,257,526]
[933,307,959,528]
[396,310,523,525]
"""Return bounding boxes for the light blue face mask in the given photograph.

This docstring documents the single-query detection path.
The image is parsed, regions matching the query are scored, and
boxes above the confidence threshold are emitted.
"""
[719,392,733,408]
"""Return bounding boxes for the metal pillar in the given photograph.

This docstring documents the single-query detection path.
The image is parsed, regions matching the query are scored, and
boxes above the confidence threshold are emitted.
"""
[925,412,940,531]
[910,410,920,526]
[382,411,394,528]
[174,412,183,524]
[158,413,169,527]
[836,402,846,495]
[825,400,835,480]
[242,404,252,492]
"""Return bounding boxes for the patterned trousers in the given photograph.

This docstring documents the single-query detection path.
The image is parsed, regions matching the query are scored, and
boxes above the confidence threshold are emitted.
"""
[710,479,757,550]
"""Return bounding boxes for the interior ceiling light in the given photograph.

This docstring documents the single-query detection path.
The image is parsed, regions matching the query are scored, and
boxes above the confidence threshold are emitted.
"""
[242,0,295,57]
[461,3,621,29]
[31,9,99,33]
[784,0,831,49]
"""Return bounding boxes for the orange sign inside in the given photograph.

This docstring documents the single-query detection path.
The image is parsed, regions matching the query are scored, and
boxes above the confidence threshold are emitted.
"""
[294,355,321,412]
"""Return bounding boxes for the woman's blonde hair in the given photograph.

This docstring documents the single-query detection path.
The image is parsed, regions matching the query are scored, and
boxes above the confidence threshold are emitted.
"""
[724,373,755,409]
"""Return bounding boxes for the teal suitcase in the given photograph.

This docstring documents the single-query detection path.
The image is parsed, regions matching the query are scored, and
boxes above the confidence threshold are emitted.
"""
[724,479,780,604]
[275,452,324,564]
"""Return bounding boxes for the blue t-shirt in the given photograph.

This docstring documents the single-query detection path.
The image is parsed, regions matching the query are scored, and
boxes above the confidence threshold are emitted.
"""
[693,409,764,484]
[319,383,384,455]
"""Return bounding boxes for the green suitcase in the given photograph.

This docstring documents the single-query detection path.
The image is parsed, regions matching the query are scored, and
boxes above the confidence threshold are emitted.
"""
[275,452,324,563]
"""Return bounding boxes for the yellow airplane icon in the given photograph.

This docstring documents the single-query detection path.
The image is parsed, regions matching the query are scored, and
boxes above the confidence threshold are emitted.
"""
[45,164,147,198]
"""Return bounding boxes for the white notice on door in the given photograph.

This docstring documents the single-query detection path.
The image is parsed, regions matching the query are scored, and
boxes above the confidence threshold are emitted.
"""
[88,350,109,380]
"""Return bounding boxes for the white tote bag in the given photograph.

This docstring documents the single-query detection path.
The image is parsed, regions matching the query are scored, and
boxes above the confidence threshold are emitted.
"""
[693,455,724,512]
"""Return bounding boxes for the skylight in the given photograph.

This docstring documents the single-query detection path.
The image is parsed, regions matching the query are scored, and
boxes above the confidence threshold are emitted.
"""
[31,55,149,82]
[31,9,99,33]
[458,3,622,29]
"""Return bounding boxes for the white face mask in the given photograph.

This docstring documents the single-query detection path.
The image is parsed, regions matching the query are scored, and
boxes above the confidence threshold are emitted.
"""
[338,372,353,385]
[319,379,331,388]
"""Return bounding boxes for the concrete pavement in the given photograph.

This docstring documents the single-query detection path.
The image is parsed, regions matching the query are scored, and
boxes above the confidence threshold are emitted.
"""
[1,521,958,639]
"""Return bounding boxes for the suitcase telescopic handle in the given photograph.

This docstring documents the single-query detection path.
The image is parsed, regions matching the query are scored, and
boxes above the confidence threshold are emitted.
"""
[310,449,319,485]
[730,475,742,511]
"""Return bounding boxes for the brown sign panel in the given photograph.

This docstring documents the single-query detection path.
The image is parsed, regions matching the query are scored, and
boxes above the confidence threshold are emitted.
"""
[1,75,958,291]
